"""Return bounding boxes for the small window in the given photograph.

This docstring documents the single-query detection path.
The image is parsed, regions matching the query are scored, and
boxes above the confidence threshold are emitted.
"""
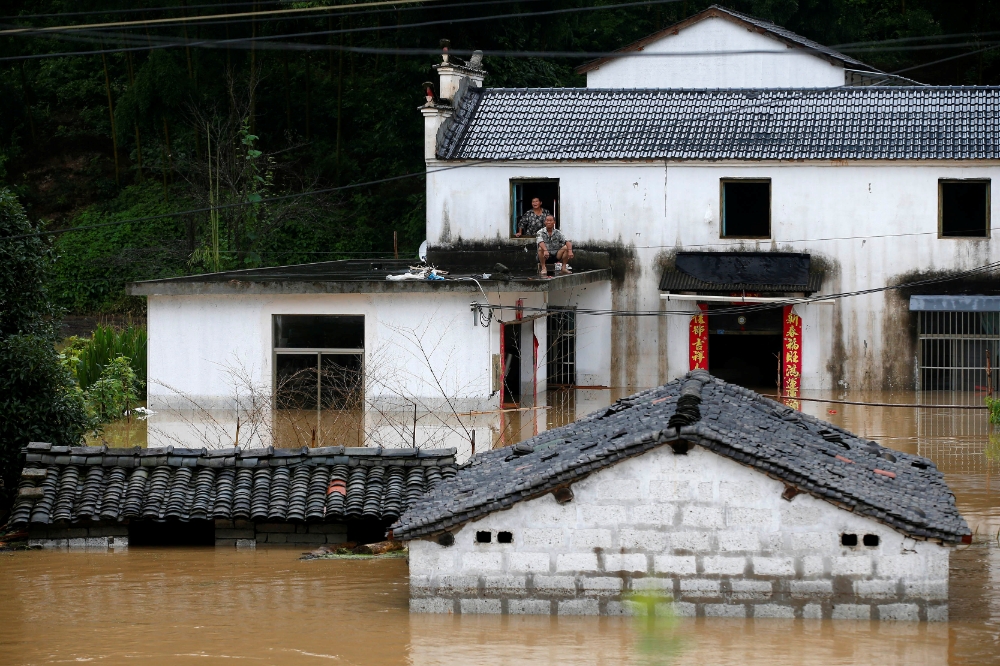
[511,179,559,238]
[476,531,492,544]
[863,534,880,547]
[497,531,513,544]
[721,179,771,238]
[841,533,858,547]
[940,180,990,238]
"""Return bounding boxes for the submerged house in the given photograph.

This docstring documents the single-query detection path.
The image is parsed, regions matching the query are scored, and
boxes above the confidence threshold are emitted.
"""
[127,6,1000,450]
[395,371,970,620]
[12,444,457,548]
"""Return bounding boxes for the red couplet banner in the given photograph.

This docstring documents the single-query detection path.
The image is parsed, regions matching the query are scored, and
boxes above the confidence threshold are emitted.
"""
[689,304,708,371]
[782,306,802,408]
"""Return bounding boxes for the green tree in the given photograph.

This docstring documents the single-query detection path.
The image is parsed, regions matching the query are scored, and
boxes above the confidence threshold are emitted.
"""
[0,188,90,513]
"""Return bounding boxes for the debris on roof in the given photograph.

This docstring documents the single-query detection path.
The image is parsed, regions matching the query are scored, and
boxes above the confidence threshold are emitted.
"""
[393,372,970,543]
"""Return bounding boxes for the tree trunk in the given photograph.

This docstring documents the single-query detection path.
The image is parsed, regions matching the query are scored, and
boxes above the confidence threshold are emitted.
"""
[100,51,119,186]
[305,55,311,141]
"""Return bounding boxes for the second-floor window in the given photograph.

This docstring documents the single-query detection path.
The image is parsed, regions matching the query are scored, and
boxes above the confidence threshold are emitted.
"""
[721,179,771,238]
[940,179,990,238]
[511,179,559,238]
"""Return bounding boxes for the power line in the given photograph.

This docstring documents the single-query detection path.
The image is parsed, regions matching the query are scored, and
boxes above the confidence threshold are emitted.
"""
[0,0,444,35]
[0,1,287,21]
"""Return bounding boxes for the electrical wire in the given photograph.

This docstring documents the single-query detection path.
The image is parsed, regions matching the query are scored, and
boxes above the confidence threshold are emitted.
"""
[0,0,444,35]
[0,1,287,21]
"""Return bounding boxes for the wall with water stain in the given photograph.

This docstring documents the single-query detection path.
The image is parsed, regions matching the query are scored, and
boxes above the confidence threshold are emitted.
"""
[426,160,1000,390]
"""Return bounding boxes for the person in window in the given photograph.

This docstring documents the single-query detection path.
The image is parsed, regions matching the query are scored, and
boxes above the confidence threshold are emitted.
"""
[516,197,549,237]
[536,214,573,275]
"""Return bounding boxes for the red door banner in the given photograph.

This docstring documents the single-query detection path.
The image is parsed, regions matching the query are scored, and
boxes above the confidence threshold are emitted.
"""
[782,306,802,409]
[689,304,708,371]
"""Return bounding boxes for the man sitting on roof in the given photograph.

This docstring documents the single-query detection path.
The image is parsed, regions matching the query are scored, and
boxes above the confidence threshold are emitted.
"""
[536,214,573,276]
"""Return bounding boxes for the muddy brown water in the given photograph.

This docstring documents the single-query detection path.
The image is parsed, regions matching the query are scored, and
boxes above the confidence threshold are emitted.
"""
[2,390,998,665]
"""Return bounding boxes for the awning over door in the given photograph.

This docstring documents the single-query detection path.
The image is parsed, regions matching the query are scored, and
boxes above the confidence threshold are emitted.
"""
[659,251,822,294]
[909,295,1000,312]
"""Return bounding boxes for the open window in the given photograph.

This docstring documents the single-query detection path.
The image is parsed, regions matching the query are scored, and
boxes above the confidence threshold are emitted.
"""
[273,315,364,446]
[511,179,559,237]
[721,179,770,238]
[940,180,990,238]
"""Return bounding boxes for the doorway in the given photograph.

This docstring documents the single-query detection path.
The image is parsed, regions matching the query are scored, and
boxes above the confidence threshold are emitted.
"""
[707,305,783,389]
[502,323,521,406]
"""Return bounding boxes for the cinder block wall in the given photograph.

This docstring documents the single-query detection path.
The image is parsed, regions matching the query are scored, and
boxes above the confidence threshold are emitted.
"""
[409,446,951,620]
[28,525,129,550]
[215,520,349,548]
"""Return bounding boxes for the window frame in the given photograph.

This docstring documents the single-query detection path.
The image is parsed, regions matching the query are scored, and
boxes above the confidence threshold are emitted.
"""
[938,178,991,239]
[720,178,772,240]
[509,178,560,239]
[271,315,366,445]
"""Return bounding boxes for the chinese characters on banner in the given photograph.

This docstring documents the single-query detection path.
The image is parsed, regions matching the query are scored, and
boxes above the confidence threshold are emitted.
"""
[782,306,802,410]
[689,304,708,371]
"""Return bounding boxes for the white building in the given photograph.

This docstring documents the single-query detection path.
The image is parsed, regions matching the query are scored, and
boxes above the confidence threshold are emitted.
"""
[132,5,1000,454]
[396,371,970,619]
[422,4,1000,393]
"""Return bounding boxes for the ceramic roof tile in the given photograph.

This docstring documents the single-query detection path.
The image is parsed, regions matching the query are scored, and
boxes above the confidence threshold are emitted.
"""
[439,86,1000,161]
[393,372,970,543]
[12,446,457,527]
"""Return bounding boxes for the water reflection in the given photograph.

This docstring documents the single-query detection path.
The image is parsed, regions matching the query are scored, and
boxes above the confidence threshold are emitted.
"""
[5,388,998,664]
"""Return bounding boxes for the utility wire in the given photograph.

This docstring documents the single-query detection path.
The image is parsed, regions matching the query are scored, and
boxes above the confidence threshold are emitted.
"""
[0,0,444,35]
[0,1,287,21]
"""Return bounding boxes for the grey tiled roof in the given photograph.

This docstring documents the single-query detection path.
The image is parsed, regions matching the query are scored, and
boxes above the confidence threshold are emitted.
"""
[11,444,456,527]
[393,372,970,543]
[437,86,1000,161]
[658,269,825,294]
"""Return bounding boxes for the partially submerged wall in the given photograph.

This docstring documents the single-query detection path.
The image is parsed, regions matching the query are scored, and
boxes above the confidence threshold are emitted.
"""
[408,445,950,620]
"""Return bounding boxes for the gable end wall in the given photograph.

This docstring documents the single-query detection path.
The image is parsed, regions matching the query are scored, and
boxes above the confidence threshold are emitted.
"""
[408,445,950,620]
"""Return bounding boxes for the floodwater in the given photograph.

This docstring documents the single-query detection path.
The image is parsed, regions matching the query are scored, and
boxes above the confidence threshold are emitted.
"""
[2,389,999,665]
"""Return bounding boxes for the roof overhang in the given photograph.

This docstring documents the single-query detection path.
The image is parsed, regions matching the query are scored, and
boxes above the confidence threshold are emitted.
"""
[909,294,1000,312]
[659,251,822,295]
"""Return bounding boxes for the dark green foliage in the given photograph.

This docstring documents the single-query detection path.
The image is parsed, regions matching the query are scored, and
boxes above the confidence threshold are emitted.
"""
[0,1,998,314]
[0,188,90,512]
[75,323,147,393]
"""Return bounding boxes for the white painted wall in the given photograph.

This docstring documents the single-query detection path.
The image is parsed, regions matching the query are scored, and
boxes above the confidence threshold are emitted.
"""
[585,17,845,89]
[409,444,951,619]
[426,160,1000,389]
[146,291,494,410]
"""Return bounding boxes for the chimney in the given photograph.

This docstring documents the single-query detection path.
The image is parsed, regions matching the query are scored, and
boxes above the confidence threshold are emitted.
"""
[419,41,487,162]
[434,41,486,102]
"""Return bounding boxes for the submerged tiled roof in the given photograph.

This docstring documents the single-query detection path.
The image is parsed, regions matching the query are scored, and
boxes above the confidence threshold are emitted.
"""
[10,445,456,527]
[658,269,825,294]
[393,372,970,543]
[438,86,1000,161]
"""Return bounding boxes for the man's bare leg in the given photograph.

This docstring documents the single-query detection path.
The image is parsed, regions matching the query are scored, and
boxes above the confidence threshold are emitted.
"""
[537,245,550,275]
[556,246,573,274]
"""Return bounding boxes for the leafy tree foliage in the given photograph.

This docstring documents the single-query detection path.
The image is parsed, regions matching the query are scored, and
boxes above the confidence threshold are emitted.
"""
[0,188,90,512]
[0,1,998,314]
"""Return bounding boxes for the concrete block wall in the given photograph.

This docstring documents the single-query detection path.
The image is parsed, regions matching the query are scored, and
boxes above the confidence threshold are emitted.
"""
[214,519,349,548]
[408,445,951,620]
[28,525,129,551]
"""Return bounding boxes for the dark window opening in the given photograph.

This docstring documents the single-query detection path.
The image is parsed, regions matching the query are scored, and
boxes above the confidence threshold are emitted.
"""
[129,520,215,546]
[476,530,492,543]
[497,531,513,544]
[502,323,521,406]
[722,180,771,238]
[863,534,880,547]
[707,305,782,389]
[511,180,559,237]
[917,311,1000,391]
[274,314,364,349]
[940,180,989,238]
[547,308,576,387]
[273,316,365,447]
[841,533,858,547]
